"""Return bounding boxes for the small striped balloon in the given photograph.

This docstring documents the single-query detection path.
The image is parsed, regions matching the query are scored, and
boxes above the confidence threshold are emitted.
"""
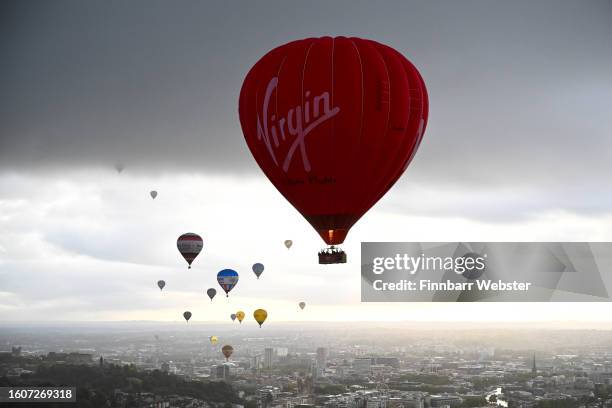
[177,233,203,269]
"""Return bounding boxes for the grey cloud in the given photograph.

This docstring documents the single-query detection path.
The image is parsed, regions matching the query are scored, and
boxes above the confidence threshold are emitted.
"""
[1,0,611,191]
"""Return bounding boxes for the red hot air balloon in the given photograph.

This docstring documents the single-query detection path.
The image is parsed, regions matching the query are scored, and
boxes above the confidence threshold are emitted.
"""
[239,37,428,264]
[177,233,203,269]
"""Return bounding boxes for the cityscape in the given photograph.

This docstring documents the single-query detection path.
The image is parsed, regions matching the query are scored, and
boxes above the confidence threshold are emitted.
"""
[2,322,612,407]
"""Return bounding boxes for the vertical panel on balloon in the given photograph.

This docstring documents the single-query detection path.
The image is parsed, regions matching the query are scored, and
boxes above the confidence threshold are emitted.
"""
[299,37,335,215]
[331,37,365,216]
[274,39,319,214]
[350,38,391,217]
[359,42,412,211]
[396,53,428,174]
[239,45,288,189]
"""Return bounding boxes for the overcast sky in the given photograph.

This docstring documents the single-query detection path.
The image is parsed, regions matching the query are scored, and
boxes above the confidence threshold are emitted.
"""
[1,0,612,323]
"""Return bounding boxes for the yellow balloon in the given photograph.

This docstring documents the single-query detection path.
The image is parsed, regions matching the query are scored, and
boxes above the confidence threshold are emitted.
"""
[209,336,218,345]
[236,311,245,323]
[253,309,268,327]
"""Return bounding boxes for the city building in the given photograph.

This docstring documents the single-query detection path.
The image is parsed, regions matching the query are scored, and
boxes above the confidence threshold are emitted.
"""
[264,348,274,369]
[316,347,328,369]
[354,357,372,375]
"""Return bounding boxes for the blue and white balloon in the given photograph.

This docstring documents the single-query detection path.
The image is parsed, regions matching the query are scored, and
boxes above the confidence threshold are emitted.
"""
[217,269,239,297]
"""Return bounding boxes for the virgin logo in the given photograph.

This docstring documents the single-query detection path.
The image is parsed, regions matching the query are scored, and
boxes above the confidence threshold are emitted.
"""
[256,77,340,172]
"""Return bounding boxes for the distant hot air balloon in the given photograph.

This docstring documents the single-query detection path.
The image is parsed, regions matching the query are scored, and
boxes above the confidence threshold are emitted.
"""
[253,309,268,327]
[217,269,239,297]
[206,288,217,301]
[236,311,245,324]
[183,311,192,322]
[157,280,166,291]
[239,37,428,264]
[209,336,218,346]
[230,313,237,322]
[150,190,158,199]
[115,164,124,174]
[299,301,306,310]
[221,345,233,361]
[177,233,203,269]
[284,240,293,249]
[252,263,264,279]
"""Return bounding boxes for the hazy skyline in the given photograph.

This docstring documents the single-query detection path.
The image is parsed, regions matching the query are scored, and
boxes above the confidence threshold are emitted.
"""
[1,1,612,322]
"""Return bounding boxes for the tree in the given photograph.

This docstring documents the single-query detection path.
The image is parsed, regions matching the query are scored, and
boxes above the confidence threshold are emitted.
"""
[460,396,487,407]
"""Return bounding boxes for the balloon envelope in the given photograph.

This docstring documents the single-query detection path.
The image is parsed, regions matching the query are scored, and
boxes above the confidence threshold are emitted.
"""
[177,233,203,268]
[183,311,192,322]
[209,336,218,345]
[236,311,245,323]
[252,263,264,278]
[299,301,306,310]
[253,309,268,327]
[222,345,233,360]
[157,280,165,291]
[150,190,158,199]
[206,288,217,301]
[217,269,239,296]
[230,313,237,322]
[284,240,293,249]
[239,37,428,246]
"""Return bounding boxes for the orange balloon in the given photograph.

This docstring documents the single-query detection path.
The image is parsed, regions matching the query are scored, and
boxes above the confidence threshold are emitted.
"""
[236,311,245,323]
